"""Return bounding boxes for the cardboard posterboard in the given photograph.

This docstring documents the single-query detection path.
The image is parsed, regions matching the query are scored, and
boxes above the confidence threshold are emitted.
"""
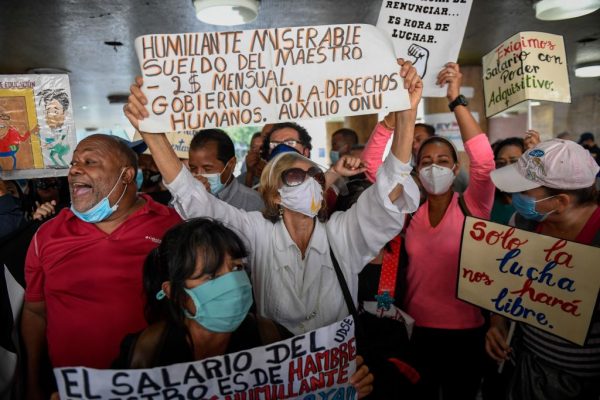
[458,217,600,345]
[376,0,473,98]
[424,111,480,151]
[0,75,75,179]
[54,316,358,399]
[134,24,410,133]
[482,31,571,117]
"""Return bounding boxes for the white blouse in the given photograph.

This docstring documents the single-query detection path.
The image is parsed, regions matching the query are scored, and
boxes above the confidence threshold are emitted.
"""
[165,153,419,334]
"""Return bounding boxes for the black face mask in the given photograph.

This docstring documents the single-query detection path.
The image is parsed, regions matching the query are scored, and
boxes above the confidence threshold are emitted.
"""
[142,171,162,187]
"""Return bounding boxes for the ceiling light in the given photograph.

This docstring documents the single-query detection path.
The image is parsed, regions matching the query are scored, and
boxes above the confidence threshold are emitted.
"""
[193,0,259,25]
[534,0,600,20]
[575,62,600,77]
[530,101,541,106]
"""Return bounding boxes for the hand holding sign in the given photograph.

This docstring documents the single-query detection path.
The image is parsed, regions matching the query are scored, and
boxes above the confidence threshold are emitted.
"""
[398,59,423,109]
[124,76,149,132]
[436,62,462,101]
[352,355,374,399]
[524,129,541,150]
[485,314,512,363]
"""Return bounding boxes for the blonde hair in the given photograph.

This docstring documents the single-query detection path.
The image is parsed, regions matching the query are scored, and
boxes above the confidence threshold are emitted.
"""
[258,152,327,222]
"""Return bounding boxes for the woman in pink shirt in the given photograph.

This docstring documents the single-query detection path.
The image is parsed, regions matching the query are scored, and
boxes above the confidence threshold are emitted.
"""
[363,63,495,400]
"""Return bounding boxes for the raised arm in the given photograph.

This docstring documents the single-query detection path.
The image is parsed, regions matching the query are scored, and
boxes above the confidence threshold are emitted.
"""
[438,63,495,218]
[437,62,480,143]
[124,77,183,184]
[123,77,262,244]
[389,59,422,203]
[362,115,393,183]
[328,60,422,269]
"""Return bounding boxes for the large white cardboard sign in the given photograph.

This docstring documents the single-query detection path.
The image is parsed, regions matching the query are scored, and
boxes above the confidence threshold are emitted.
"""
[458,217,600,345]
[134,24,410,133]
[376,0,473,97]
[482,31,571,117]
[55,316,358,399]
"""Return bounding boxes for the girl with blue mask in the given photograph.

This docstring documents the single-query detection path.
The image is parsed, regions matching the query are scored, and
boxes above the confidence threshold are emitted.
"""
[112,218,287,368]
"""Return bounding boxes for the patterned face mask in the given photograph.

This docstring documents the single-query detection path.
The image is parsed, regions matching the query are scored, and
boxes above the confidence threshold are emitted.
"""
[278,177,323,218]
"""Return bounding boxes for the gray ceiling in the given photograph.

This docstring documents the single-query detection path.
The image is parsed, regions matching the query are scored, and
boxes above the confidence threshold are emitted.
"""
[1,0,599,133]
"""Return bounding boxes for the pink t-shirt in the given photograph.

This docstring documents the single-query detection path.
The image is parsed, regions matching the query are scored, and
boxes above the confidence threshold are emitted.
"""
[404,133,495,329]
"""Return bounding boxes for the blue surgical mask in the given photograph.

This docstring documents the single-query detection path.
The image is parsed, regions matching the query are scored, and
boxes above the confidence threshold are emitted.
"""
[511,193,557,222]
[180,270,253,333]
[136,168,143,190]
[71,169,127,223]
[330,150,340,164]
[201,173,225,195]
[200,160,232,195]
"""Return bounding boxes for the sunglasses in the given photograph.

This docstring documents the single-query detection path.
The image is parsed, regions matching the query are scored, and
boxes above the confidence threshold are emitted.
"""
[281,166,325,187]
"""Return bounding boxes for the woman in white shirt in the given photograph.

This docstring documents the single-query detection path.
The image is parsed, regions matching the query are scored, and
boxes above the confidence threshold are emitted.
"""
[124,60,422,335]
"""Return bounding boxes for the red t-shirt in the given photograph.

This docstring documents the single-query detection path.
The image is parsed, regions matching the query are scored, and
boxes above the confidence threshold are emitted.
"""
[24,195,181,368]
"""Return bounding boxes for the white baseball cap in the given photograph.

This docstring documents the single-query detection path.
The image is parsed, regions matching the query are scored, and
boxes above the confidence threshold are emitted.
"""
[491,139,600,193]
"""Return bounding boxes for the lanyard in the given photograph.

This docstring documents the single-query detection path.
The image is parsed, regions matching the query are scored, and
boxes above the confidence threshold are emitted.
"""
[375,235,401,310]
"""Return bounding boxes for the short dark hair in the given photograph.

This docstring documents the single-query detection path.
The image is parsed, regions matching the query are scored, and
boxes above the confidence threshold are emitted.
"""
[88,134,138,173]
[251,132,262,142]
[332,128,358,146]
[415,123,435,137]
[143,218,249,326]
[260,122,312,159]
[416,136,457,164]
[190,129,235,165]
[493,137,525,160]
[39,89,70,110]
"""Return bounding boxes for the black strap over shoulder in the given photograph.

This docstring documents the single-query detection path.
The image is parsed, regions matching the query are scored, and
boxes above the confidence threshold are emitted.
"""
[457,194,472,217]
[329,246,359,320]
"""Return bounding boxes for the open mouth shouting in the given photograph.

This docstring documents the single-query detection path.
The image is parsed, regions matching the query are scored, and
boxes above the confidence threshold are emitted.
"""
[69,181,95,210]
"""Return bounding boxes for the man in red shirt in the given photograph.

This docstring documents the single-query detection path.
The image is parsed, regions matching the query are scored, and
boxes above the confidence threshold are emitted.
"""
[20,134,181,399]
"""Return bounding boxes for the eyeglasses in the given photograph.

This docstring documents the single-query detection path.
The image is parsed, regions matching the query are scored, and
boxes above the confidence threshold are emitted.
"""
[269,139,300,150]
[281,166,325,187]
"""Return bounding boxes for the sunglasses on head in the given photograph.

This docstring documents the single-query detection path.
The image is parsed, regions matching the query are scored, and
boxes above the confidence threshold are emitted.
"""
[281,166,325,187]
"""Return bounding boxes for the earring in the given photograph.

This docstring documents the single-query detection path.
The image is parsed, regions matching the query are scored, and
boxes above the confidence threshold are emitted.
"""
[279,206,284,217]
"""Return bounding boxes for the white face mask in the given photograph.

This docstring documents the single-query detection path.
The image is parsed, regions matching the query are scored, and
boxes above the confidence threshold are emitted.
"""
[277,177,323,218]
[419,164,456,195]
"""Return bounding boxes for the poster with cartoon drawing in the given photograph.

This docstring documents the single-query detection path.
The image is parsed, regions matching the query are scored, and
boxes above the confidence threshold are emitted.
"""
[376,0,473,97]
[0,75,75,179]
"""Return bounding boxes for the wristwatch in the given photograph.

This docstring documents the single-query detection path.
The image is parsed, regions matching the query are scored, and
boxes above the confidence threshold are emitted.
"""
[448,95,468,112]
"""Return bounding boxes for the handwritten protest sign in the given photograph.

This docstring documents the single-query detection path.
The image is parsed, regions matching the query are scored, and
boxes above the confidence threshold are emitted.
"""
[133,129,194,158]
[134,24,410,133]
[424,111,479,151]
[54,316,357,400]
[458,217,600,345]
[482,31,571,117]
[0,75,75,179]
[376,0,472,97]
